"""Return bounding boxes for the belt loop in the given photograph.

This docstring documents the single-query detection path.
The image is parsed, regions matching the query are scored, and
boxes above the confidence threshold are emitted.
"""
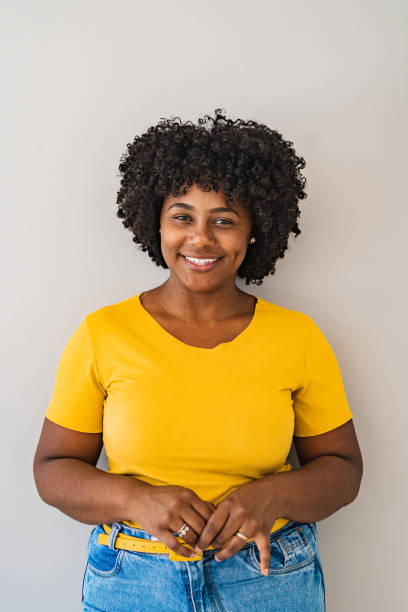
[108,522,122,550]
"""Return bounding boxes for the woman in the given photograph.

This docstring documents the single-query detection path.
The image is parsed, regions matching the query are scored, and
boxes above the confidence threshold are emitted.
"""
[33,108,363,611]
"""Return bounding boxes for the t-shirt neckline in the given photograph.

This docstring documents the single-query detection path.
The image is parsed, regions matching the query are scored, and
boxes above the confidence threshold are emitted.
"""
[135,292,262,352]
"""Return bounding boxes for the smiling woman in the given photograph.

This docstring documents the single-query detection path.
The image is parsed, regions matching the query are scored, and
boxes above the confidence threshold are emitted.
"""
[116,107,307,287]
[34,108,362,612]
[158,182,255,292]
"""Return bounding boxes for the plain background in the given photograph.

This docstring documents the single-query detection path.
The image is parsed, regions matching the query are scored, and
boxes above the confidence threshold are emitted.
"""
[2,1,407,610]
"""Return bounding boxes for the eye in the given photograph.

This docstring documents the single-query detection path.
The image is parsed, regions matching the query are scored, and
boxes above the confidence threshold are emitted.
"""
[214,219,233,225]
[172,215,233,225]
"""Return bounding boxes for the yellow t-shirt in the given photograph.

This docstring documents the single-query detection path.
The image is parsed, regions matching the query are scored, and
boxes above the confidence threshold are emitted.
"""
[45,293,353,534]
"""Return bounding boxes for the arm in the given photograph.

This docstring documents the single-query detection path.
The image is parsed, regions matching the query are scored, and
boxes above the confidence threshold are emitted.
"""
[34,417,216,559]
[266,419,363,523]
[33,418,149,525]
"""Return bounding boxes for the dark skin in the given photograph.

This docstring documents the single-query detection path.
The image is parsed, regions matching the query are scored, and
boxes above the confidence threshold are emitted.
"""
[154,181,258,340]
[33,419,217,559]
[34,182,363,575]
[194,420,362,576]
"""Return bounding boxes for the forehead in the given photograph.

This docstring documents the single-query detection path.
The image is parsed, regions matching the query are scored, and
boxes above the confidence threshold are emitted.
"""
[162,182,242,211]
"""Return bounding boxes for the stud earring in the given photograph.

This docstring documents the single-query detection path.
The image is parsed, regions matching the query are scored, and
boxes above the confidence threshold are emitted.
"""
[249,237,256,244]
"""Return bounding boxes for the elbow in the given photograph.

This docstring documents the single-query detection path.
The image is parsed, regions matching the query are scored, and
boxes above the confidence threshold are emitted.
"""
[353,469,363,503]
[33,458,55,506]
[344,455,363,505]
[32,463,47,504]
[347,478,362,506]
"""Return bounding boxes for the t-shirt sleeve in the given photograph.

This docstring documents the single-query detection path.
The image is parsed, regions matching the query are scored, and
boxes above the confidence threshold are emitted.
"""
[44,315,106,433]
[292,316,354,437]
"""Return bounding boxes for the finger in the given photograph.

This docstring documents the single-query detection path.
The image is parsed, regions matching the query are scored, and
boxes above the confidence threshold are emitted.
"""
[170,518,199,547]
[171,498,217,547]
[209,520,239,549]
[205,512,244,550]
[195,506,230,553]
[158,530,197,559]
[254,533,271,577]
[170,508,208,547]
[213,533,247,562]
[191,496,217,522]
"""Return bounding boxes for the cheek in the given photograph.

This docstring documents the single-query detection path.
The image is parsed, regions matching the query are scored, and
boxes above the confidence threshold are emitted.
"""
[229,238,251,256]
[160,227,183,247]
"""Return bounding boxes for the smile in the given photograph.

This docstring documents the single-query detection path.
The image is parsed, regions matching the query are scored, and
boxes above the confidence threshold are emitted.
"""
[181,255,223,271]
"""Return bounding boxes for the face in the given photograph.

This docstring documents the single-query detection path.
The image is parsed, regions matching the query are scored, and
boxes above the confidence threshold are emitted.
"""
[159,182,253,292]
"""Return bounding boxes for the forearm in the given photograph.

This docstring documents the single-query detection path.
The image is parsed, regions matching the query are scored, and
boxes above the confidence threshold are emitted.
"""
[34,457,149,525]
[266,455,361,523]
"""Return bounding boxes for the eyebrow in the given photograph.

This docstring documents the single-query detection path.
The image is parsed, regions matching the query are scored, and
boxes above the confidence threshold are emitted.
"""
[168,202,241,218]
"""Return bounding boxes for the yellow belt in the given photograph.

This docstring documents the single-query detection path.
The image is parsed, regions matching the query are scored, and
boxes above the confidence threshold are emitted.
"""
[98,523,225,562]
[98,517,289,562]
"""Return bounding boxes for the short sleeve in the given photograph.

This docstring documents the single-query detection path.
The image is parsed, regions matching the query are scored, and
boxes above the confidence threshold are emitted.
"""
[45,316,106,433]
[292,316,354,437]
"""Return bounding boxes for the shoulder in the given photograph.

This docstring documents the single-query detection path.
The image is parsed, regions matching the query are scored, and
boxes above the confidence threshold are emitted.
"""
[256,295,313,334]
[83,294,141,333]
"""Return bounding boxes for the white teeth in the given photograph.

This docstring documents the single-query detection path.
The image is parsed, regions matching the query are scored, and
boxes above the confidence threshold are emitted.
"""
[184,256,218,265]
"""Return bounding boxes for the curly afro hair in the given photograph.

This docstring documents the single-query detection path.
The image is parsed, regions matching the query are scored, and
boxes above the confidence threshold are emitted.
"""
[116,107,307,286]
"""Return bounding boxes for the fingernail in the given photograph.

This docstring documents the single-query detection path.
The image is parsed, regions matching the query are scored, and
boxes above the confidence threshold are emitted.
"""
[262,568,268,576]
[195,547,202,554]
[215,555,221,561]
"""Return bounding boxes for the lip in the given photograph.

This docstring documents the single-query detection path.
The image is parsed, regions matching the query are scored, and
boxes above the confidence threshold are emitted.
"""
[181,254,223,271]
[181,254,223,259]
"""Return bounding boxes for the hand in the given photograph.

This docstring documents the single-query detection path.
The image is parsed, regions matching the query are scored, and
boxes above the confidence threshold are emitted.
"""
[194,478,281,576]
[126,481,216,559]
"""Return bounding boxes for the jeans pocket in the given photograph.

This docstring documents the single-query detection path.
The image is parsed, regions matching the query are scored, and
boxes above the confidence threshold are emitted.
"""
[86,525,125,578]
[248,523,316,575]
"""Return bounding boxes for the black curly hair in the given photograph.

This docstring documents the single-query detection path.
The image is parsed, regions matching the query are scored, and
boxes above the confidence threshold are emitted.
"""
[116,108,307,286]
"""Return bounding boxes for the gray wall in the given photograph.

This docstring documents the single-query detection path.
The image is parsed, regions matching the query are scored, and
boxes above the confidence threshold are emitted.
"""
[2,1,407,609]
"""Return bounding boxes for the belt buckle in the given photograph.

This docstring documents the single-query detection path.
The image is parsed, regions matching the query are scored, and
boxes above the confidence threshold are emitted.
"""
[168,547,203,562]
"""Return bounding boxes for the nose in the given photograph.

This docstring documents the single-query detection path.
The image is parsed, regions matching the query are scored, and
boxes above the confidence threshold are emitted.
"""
[187,222,216,246]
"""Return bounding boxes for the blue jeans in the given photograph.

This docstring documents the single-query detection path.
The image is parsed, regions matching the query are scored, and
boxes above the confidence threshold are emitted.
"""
[82,519,325,611]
